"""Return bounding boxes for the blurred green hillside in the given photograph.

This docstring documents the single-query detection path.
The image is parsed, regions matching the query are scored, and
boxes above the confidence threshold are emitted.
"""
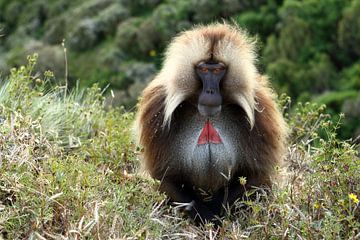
[0,0,359,138]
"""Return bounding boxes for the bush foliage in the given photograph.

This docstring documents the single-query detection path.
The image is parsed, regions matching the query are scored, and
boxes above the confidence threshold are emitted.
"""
[0,57,358,239]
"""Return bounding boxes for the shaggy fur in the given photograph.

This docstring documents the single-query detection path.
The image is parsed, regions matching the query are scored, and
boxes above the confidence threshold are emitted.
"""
[134,23,288,224]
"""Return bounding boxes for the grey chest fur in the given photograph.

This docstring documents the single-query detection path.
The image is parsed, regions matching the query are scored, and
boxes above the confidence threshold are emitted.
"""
[167,108,246,192]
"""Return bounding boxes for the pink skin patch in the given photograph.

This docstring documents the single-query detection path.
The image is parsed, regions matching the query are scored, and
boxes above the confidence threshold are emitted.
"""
[197,120,222,145]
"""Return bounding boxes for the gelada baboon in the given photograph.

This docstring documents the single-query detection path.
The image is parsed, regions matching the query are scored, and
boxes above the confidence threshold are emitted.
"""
[134,23,287,225]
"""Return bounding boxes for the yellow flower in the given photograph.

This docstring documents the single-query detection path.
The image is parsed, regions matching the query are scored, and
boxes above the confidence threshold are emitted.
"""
[149,50,157,57]
[314,203,320,209]
[348,193,359,204]
[239,176,247,185]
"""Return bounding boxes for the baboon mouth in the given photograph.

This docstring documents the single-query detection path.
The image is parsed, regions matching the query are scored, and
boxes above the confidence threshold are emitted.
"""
[197,120,222,145]
[198,104,221,117]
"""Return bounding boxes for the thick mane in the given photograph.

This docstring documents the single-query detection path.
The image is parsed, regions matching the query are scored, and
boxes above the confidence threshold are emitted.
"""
[157,23,259,128]
[135,84,167,177]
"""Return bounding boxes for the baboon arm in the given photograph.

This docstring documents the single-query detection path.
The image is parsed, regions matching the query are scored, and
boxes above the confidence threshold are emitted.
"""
[205,182,245,214]
[158,180,193,203]
[159,179,219,225]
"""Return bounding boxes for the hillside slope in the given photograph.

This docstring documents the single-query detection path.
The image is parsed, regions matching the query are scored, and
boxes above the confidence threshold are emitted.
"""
[0,57,359,239]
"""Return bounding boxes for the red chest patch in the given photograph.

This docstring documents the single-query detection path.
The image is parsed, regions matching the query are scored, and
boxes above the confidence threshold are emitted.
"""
[197,120,222,145]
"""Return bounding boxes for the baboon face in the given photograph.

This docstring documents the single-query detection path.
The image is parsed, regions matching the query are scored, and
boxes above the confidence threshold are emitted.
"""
[195,61,227,117]
[161,24,258,128]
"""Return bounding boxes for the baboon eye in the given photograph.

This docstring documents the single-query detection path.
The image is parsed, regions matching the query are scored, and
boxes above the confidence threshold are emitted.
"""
[200,67,208,73]
[213,68,221,74]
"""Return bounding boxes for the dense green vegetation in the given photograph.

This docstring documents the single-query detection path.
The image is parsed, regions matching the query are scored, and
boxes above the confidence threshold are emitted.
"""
[0,0,359,138]
[0,57,359,238]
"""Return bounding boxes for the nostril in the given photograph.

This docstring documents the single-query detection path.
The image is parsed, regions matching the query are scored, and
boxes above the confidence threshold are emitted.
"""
[206,89,215,94]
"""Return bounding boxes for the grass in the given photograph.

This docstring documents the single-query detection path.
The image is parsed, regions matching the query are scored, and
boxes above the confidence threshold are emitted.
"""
[0,55,359,239]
